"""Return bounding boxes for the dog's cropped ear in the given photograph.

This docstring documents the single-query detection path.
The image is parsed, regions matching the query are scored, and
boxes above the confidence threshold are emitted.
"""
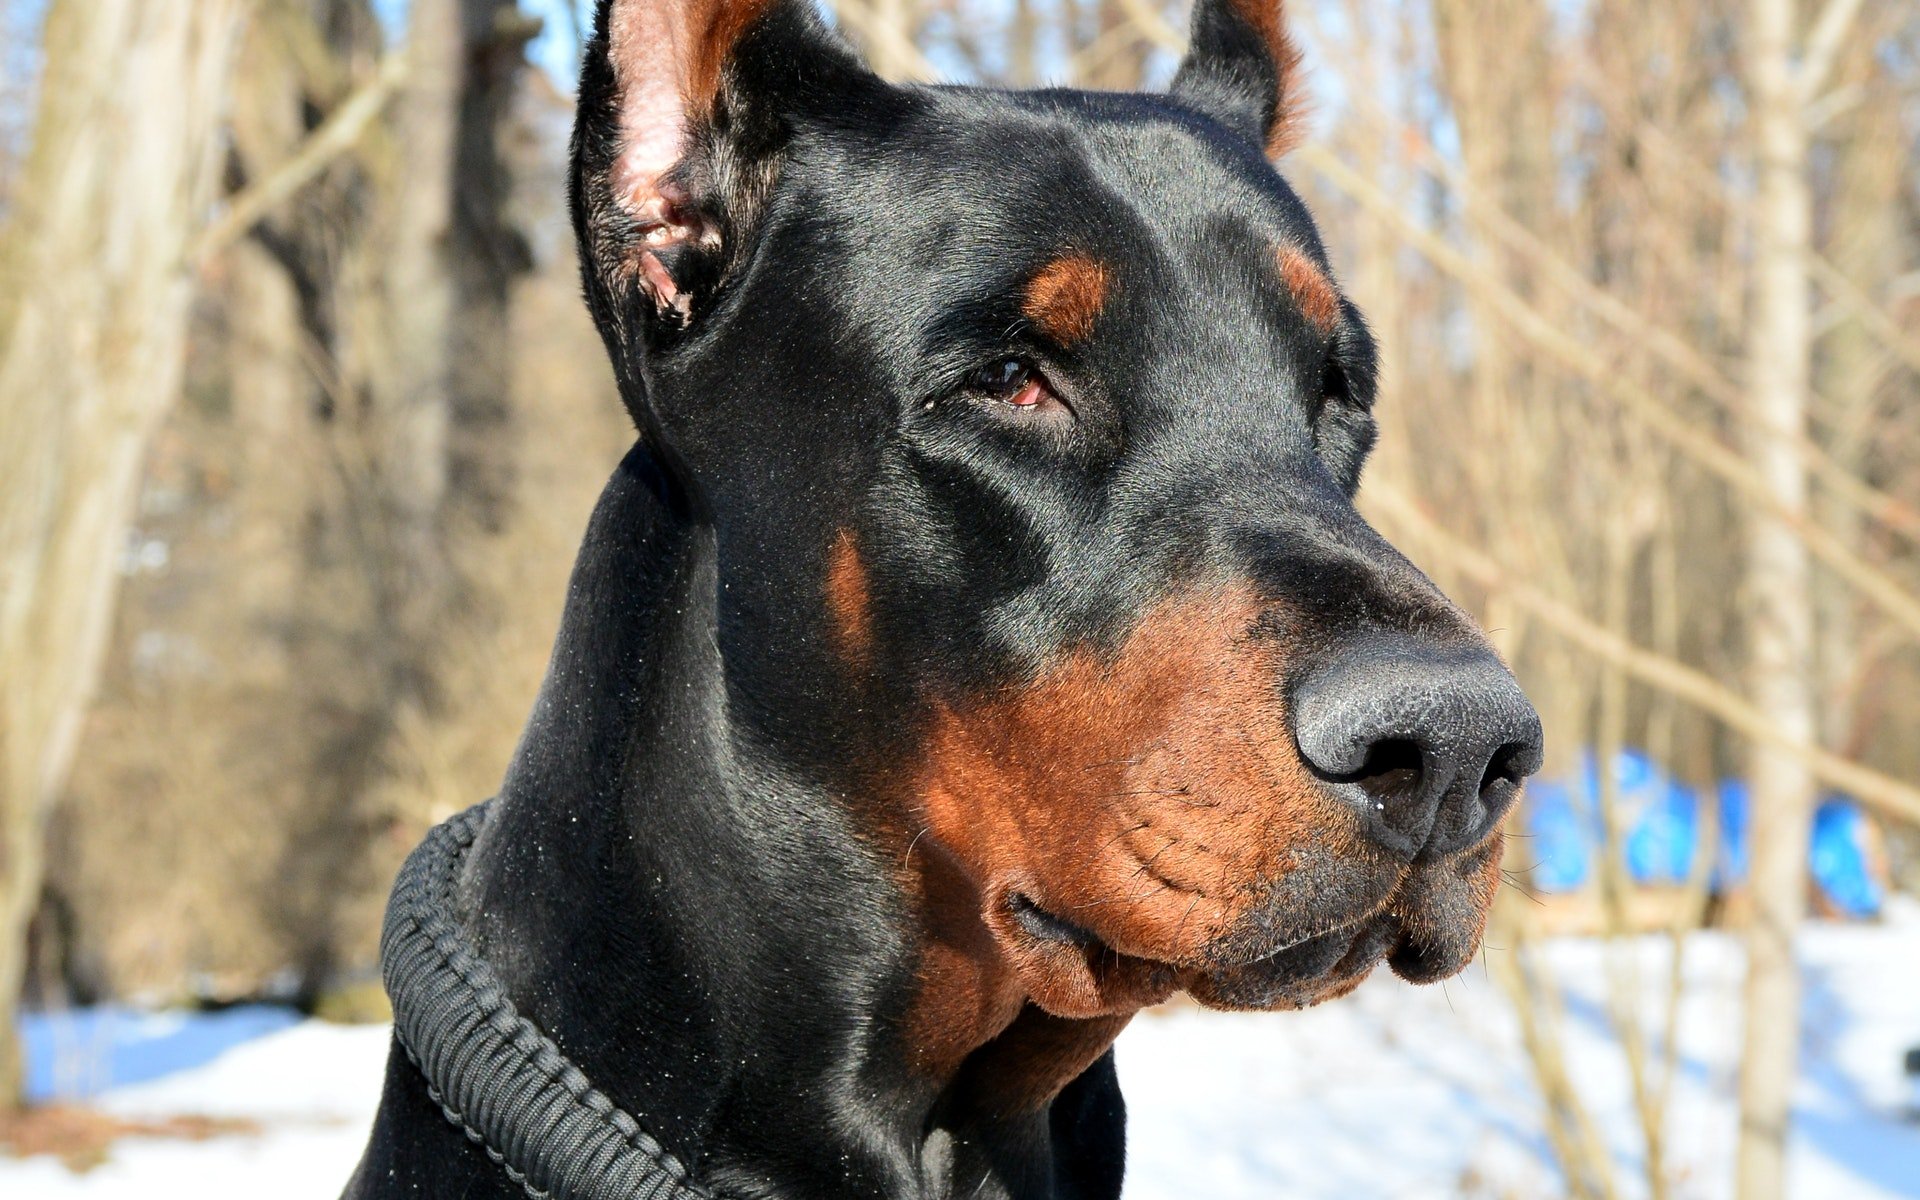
[572,0,884,334]
[1168,0,1307,158]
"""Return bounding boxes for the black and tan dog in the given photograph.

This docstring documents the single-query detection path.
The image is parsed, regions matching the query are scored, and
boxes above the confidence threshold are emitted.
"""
[346,0,1542,1195]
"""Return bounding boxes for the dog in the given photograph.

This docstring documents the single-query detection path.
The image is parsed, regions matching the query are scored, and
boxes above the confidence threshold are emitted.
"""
[345,0,1543,1196]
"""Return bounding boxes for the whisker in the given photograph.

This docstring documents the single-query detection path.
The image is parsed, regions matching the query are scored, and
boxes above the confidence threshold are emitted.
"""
[1092,821,1151,859]
[1173,893,1204,949]
[1124,879,1172,903]
[1126,839,1176,883]
[1497,875,1546,906]
[1105,785,1222,810]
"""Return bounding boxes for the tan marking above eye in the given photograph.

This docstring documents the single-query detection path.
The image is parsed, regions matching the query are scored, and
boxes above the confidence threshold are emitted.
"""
[1276,244,1340,333]
[1023,255,1111,345]
[825,530,874,669]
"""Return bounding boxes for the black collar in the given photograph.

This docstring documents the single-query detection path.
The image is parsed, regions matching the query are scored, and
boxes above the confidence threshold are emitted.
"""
[382,802,716,1200]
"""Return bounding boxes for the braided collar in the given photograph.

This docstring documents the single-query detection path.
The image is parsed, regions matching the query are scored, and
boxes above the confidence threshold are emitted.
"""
[381,801,714,1200]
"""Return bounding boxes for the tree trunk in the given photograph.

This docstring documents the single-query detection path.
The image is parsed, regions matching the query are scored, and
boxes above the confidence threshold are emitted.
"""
[447,0,538,535]
[1735,1,1819,1195]
[856,0,921,83]
[374,0,533,648]
[222,0,389,1003]
[0,0,246,1108]
[378,0,461,626]
[252,0,534,997]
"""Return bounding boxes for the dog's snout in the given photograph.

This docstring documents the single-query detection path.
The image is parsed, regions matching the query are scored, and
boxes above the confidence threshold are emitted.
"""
[1292,634,1543,859]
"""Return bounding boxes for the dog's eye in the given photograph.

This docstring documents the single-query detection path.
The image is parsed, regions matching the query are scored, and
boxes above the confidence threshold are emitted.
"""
[969,358,1055,411]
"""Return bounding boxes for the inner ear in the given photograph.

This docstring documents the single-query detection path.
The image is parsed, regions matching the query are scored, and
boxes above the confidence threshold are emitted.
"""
[575,0,880,326]
[606,0,762,247]
[598,0,773,320]
[1169,0,1308,158]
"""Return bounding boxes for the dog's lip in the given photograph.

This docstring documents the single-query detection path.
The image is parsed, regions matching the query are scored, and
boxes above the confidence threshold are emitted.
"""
[1004,888,1383,972]
[1182,917,1405,1010]
[1232,909,1379,966]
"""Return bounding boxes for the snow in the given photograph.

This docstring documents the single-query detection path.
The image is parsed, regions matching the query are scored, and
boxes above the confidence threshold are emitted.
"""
[8,907,1920,1199]
[1118,912,1920,1199]
[3,1020,389,1199]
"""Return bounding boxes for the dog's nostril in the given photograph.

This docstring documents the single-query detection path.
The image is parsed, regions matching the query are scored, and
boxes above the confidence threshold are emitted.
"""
[1292,632,1542,859]
[1479,740,1532,796]
[1348,738,1425,813]
[1470,736,1541,832]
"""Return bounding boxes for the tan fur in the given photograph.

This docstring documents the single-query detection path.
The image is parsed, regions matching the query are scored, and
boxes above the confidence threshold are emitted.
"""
[825,530,875,670]
[899,588,1370,1101]
[687,0,776,116]
[1023,255,1111,345]
[1277,244,1340,332]
[608,0,773,121]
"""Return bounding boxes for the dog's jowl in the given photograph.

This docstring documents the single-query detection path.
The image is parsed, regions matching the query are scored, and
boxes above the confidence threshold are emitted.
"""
[345,1,1543,1197]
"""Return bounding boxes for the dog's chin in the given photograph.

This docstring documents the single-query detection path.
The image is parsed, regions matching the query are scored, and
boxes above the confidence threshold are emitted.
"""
[994,837,1504,1020]
[1184,839,1505,1011]
[1180,916,1399,1011]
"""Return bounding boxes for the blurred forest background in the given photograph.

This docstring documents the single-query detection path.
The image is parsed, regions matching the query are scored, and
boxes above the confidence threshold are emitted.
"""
[0,1,1916,1197]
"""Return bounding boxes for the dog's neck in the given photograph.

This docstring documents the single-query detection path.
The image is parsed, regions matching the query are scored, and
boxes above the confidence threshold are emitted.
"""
[456,445,1115,1199]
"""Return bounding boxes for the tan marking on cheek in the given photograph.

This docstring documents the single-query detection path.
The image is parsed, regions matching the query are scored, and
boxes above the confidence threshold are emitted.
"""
[1023,255,1111,345]
[825,531,874,669]
[905,591,1361,1019]
[1226,0,1308,157]
[899,842,1029,1081]
[1277,244,1341,333]
[895,588,1400,1086]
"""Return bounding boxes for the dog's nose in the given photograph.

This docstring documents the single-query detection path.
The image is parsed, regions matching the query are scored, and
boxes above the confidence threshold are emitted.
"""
[1292,634,1543,859]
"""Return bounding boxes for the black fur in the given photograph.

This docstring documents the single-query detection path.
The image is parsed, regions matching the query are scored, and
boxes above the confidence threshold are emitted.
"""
[345,2,1528,1197]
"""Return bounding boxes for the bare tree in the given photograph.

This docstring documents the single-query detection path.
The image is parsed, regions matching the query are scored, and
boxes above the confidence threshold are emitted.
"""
[373,0,536,648]
[1736,4,1863,1194]
[240,0,538,999]
[0,0,248,1107]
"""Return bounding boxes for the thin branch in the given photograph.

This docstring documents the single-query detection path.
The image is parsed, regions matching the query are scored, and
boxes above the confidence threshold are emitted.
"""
[824,0,939,83]
[1120,0,1920,549]
[190,51,408,265]
[1563,61,1919,395]
[1810,255,1920,379]
[1799,0,1866,102]
[1343,103,1920,544]
[1301,141,1920,649]
[1113,0,1183,51]
[1363,483,1920,827]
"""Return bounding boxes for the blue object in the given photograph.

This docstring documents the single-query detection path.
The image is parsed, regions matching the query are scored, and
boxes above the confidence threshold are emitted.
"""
[1623,783,1699,884]
[17,1004,302,1102]
[1716,779,1751,887]
[1520,750,1876,915]
[1810,799,1882,918]
[1524,778,1592,890]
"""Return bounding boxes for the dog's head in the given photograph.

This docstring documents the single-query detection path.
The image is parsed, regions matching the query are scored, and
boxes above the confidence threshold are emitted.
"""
[571,0,1540,1037]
